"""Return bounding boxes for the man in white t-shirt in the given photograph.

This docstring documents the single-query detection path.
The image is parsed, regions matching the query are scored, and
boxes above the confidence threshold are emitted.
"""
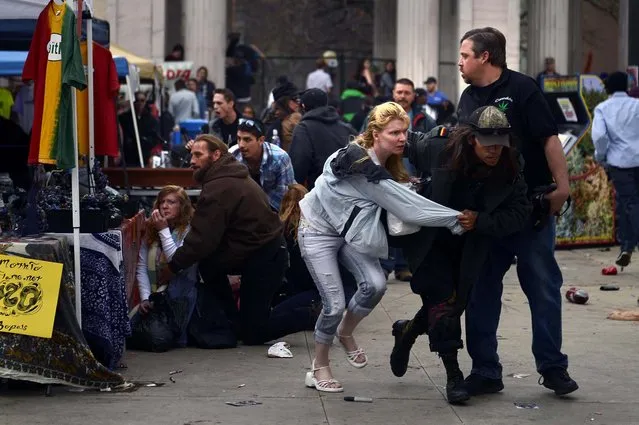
[305,59,333,95]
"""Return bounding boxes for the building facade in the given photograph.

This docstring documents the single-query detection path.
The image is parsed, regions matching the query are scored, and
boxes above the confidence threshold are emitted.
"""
[92,0,228,89]
[378,0,631,103]
[93,0,632,105]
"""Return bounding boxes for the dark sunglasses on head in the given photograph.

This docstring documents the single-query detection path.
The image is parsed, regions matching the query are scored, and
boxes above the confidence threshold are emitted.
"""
[238,118,264,134]
[471,125,511,136]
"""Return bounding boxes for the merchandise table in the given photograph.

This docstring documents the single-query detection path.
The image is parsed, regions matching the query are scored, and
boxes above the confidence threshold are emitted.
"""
[47,230,131,370]
[0,236,124,388]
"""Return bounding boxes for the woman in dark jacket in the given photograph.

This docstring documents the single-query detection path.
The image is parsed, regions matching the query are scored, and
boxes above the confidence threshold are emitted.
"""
[389,106,532,404]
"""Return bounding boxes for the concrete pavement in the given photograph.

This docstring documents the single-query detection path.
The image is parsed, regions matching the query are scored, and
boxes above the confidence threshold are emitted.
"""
[1,247,637,425]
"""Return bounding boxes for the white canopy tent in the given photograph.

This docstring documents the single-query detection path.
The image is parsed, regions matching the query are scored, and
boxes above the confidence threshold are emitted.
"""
[0,0,64,18]
[1,0,95,326]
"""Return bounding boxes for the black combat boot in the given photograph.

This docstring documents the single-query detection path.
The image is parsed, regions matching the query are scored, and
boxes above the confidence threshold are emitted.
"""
[390,310,428,377]
[440,351,470,404]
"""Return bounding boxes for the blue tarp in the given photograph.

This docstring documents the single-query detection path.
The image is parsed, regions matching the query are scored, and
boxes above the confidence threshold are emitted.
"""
[113,57,129,77]
[0,51,129,78]
[0,51,28,77]
[0,17,110,51]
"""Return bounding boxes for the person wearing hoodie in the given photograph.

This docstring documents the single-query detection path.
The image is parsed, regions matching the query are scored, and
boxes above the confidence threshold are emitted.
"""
[290,89,357,189]
[340,82,366,123]
[166,134,287,346]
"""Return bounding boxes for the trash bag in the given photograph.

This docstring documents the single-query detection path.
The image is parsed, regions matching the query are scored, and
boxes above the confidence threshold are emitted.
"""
[188,282,237,349]
[127,292,176,353]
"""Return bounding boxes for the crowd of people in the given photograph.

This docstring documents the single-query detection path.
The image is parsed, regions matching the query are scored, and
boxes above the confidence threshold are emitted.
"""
[121,26,639,405]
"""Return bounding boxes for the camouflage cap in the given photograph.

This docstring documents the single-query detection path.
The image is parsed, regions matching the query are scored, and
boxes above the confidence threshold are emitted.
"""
[467,105,511,147]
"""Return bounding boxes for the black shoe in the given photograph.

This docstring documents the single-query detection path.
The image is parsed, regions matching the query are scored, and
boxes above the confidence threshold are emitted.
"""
[463,374,504,396]
[615,251,632,268]
[539,369,579,395]
[447,373,470,404]
[390,320,413,377]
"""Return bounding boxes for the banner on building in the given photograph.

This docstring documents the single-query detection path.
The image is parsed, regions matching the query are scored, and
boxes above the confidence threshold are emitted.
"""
[161,61,195,91]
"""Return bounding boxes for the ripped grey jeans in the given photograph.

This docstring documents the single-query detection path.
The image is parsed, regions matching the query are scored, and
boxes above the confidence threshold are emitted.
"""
[298,222,387,345]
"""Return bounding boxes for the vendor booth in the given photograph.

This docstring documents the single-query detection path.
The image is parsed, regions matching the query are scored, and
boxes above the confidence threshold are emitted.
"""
[0,0,110,52]
[0,0,145,390]
[104,51,199,196]
[542,75,616,247]
[110,44,162,83]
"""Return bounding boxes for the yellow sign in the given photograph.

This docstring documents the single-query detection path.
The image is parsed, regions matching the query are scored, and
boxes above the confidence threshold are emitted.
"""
[543,76,579,93]
[0,254,63,339]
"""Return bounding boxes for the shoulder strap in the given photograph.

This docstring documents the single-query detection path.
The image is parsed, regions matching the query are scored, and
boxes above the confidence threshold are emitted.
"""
[412,113,424,129]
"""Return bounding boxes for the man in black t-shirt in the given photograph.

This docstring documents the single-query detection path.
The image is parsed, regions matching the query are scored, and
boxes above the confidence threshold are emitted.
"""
[456,27,577,397]
[210,88,240,147]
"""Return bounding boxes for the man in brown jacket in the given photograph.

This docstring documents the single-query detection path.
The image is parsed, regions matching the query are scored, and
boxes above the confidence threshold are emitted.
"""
[167,134,287,345]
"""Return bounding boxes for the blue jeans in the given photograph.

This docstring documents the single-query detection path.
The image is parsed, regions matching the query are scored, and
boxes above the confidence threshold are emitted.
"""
[610,167,639,252]
[465,220,568,379]
[298,225,387,345]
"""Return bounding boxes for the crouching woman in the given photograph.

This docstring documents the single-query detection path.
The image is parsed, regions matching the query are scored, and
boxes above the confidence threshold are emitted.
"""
[130,186,198,351]
[389,106,532,404]
[299,102,462,392]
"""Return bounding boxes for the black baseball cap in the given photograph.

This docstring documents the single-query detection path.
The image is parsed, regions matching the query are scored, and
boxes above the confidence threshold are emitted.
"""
[300,88,328,112]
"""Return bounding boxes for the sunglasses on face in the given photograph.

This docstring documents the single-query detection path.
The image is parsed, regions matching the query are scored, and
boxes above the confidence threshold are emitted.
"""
[239,118,264,134]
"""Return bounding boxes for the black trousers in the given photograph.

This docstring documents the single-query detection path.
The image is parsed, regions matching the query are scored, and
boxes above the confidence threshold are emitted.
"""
[410,244,463,354]
[199,234,289,345]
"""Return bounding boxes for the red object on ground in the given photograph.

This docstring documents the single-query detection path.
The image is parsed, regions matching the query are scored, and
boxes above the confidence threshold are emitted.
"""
[601,266,618,275]
[565,287,589,304]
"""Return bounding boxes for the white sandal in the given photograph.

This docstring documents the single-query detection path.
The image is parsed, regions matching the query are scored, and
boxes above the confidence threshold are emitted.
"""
[305,360,343,393]
[337,334,368,369]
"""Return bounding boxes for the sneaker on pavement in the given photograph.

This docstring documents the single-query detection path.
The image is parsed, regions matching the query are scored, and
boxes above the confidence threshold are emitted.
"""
[538,368,578,395]
[615,251,631,268]
[463,373,504,396]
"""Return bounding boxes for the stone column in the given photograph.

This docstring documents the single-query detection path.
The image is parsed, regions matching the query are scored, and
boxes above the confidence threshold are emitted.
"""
[114,0,155,56]
[183,0,227,88]
[454,0,520,99]
[150,0,166,61]
[527,0,570,75]
[567,0,582,74]
[456,0,474,99]
[92,0,109,20]
[373,0,397,60]
[396,0,439,85]
[618,0,629,70]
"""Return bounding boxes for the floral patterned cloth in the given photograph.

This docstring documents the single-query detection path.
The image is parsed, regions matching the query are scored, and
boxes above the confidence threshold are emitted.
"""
[50,231,132,370]
[0,236,124,388]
